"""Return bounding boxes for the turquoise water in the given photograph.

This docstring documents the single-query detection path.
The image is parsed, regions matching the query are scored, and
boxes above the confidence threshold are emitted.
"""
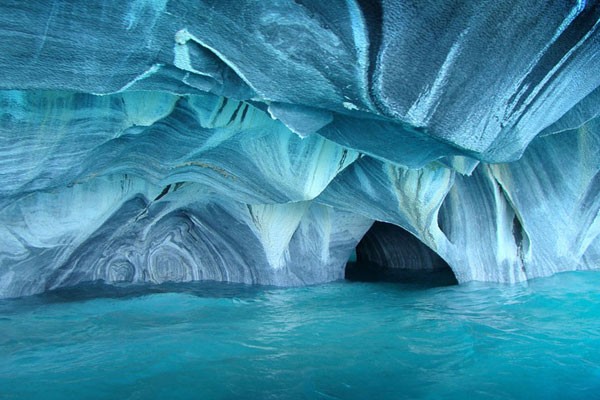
[1,272,600,400]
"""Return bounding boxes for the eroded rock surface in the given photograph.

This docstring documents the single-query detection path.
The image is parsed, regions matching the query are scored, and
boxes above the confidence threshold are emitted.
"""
[1,1,599,297]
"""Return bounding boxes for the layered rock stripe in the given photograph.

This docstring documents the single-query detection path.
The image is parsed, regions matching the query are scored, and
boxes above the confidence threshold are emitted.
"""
[0,1,598,297]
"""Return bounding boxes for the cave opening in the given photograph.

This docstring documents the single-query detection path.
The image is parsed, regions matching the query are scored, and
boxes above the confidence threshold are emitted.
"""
[345,222,458,286]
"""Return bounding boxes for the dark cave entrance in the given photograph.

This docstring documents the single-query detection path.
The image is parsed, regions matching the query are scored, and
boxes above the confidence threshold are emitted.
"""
[345,222,458,286]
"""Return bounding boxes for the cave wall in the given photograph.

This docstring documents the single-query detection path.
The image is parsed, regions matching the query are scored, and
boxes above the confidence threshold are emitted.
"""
[0,1,599,297]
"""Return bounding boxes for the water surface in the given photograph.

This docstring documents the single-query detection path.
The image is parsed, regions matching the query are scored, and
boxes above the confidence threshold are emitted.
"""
[1,272,600,399]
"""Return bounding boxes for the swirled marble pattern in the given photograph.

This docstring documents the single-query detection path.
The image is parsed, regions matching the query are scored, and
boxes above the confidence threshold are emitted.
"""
[0,1,599,297]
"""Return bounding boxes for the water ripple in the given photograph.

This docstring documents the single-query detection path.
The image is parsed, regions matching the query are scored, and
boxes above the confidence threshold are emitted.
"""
[1,272,600,399]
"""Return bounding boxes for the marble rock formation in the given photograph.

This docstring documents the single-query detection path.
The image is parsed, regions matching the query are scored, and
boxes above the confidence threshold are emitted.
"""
[0,1,599,297]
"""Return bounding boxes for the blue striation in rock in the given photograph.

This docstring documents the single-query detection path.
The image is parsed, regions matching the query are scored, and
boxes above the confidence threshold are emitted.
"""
[0,1,599,298]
